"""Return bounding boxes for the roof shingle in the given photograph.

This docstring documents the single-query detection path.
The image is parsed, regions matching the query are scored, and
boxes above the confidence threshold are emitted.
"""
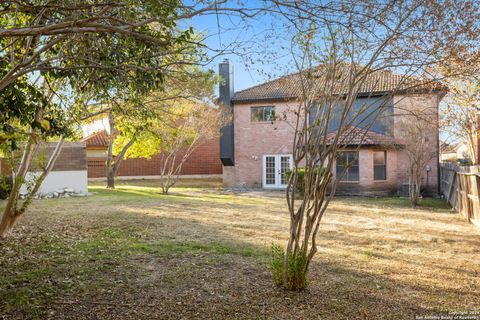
[326,126,403,146]
[81,130,109,147]
[232,65,446,103]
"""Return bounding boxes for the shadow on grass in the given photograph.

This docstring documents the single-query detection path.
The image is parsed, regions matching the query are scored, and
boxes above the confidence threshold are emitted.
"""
[359,196,451,210]
[0,186,474,319]
[89,185,274,210]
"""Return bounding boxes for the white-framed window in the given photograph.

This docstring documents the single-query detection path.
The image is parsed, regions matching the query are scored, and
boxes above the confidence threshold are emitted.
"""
[336,151,359,182]
[373,151,387,181]
[251,106,275,122]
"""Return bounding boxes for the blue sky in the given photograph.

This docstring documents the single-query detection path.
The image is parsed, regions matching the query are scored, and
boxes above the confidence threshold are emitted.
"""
[186,8,294,93]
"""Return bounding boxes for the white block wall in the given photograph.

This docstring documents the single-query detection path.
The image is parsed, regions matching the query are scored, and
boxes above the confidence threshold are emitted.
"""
[20,170,88,194]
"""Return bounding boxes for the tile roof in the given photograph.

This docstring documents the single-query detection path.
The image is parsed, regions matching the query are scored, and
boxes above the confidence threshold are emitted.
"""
[326,126,403,147]
[81,130,109,147]
[232,65,447,103]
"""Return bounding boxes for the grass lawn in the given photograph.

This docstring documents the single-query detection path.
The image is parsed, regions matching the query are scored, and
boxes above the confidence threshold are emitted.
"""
[0,179,479,319]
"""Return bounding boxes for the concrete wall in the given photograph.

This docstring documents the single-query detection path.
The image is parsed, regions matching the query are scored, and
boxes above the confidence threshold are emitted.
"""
[20,170,88,194]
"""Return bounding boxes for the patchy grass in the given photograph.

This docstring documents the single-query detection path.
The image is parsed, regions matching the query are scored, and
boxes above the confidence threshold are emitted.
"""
[0,179,479,319]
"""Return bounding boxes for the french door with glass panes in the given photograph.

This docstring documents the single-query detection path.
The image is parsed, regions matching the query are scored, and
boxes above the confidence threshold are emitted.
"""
[262,154,293,189]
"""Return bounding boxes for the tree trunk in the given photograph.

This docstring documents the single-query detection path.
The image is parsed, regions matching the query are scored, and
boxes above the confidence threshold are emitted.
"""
[106,168,115,189]
[0,133,38,238]
[106,112,116,189]
[104,112,136,189]
[0,207,18,238]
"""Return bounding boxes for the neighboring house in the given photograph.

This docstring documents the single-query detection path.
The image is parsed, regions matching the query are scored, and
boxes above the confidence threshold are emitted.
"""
[1,142,88,194]
[81,130,222,178]
[440,142,459,162]
[218,60,446,195]
[440,142,472,164]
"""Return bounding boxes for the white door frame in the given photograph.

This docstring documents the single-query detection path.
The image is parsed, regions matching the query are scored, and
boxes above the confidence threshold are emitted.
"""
[262,154,293,189]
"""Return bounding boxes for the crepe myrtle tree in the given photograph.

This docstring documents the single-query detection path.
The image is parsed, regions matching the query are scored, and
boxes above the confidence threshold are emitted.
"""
[96,66,217,189]
[117,102,224,194]
[108,66,220,193]
[266,0,478,290]
[0,78,72,238]
[397,100,439,206]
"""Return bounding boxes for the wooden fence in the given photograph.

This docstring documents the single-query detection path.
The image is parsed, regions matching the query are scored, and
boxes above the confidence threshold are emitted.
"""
[440,162,480,228]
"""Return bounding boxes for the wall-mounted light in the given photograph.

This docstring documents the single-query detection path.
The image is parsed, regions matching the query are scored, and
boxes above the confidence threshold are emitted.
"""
[252,155,258,161]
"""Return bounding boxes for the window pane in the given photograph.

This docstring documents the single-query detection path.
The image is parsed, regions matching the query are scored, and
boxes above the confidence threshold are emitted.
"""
[264,107,275,121]
[337,151,359,181]
[347,152,359,166]
[251,106,276,122]
[374,151,386,165]
[336,165,345,179]
[348,165,359,181]
[337,152,348,166]
[374,165,386,180]
[251,107,262,121]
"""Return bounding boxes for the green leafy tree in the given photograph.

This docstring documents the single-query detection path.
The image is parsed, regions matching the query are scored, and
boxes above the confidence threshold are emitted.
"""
[99,67,217,189]
[0,1,233,92]
[0,78,72,237]
[117,101,223,194]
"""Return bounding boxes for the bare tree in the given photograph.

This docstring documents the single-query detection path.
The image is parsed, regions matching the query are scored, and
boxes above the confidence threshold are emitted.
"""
[397,99,439,206]
[264,0,477,290]
[440,77,480,164]
[156,104,223,194]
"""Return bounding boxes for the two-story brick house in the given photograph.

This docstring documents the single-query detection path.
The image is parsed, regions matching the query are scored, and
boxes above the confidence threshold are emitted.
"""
[219,60,446,195]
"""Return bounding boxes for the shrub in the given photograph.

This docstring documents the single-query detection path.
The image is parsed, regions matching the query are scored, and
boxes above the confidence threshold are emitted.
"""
[0,174,13,199]
[270,243,285,286]
[286,250,308,291]
[285,167,325,195]
[270,243,308,291]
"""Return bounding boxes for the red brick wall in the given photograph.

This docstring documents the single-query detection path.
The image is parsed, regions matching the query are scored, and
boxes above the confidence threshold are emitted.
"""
[224,94,441,196]
[87,138,222,178]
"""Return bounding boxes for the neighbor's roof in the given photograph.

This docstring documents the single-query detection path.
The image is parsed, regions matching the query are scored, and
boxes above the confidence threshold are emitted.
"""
[326,126,403,147]
[81,130,109,148]
[232,65,447,103]
[440,142,458,153]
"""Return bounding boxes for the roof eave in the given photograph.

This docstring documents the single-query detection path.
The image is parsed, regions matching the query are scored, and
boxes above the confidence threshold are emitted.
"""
[232,88,446,105]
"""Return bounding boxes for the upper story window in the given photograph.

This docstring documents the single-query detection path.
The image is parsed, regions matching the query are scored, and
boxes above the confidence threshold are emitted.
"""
[373,151,387,180]
[251,106,275,122]
[309,96,394,136]
[336,151,359,182]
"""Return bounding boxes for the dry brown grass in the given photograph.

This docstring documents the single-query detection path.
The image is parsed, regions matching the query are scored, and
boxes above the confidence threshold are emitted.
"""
[0,179,479,319]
